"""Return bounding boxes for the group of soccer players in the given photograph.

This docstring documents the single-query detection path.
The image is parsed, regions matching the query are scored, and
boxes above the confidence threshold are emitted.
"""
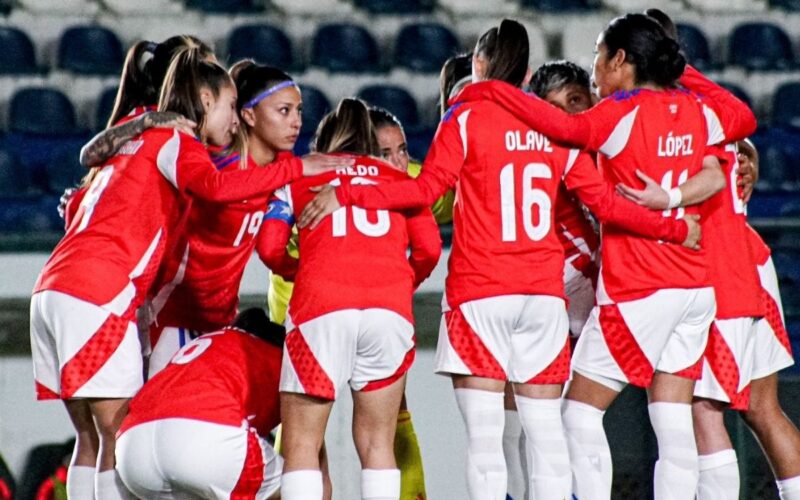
[27,5,800,500]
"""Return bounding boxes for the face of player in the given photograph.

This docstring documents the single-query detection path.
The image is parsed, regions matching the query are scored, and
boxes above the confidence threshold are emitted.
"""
[245,85,302,157]
[201,83,239,146]
[376,125,409,172]
[592,36,626,98]
[544,83,593,114]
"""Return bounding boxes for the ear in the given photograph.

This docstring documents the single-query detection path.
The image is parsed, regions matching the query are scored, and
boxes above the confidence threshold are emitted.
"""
[522,66,533,87]
[472,53,487,82]
[199,88,214,111]
[611,48,627,70]
[241,107,257,128]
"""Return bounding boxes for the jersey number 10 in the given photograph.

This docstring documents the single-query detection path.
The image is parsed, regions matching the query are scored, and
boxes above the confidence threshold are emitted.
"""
[330,177,390,237]
[499,162,552,242]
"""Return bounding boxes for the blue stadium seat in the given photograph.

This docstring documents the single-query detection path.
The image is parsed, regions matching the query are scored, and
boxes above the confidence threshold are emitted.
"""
[520,0,597,12]
[0,27,38,74]
[773,249,800,283]
[771,0,800,11]
[358,85,419,128]
[311,24,380,73]
[95,86,118,131]
[394,23,461,73]
[44,150,85,194]
[0,0,10,14]
[406,127,434,160]
[716,81,753,109]
[750,127,800,192]
[58,26,124,75]
[227,25,294,70]
[355,0,434,13]
[298,84,331,135]
[185,0,257,12]
[9,88,78,135]
[0,150,33,196]
[772,82,800,128]
[728,23,795,71]
[676,23,713,71]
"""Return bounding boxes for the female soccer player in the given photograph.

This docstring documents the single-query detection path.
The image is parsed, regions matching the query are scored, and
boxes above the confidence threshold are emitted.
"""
[30,47,342,500]
[298,19,701,500]
[451,14,757,500]
[259,98,441,500]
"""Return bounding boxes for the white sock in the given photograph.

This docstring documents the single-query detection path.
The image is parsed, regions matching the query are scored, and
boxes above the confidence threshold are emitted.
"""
[282,470,323,500]
[562,399,612,500]
[778,475,800,500]
[361,468,400,500]
[503,409,527,500]
[454,388,506,500]
[514,396,571,499]
[648,402,699,500]
[94,469,133,500]
[66,465,95,500]
[697,449,739,500]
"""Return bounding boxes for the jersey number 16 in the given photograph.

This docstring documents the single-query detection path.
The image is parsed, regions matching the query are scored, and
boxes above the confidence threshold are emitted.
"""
[499,162,552,242]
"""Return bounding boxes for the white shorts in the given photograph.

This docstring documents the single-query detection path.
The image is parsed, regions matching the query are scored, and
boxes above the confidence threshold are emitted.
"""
[435,294,570,384]
[280,309,415,400]
[564,253,597,337]
[148,325,205,378]
[751,256,795,379]
[117,418,281,499]
[30,290,143,400]
[694,317,757,409]
[573,287,715,391]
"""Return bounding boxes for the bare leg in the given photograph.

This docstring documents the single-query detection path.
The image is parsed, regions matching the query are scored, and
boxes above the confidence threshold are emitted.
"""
[64,399,99,467]
[280,393,334,472]
[693,398,739,500]
[88,398,129,471]
[352,374,406,469]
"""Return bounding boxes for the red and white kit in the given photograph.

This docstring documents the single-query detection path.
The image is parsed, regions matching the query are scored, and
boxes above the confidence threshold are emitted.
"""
[259,155,441,400]
[31,128,303,400]
[116,328,283,499]
[335,93,690,384]
[453,75,756,388]
[747,225,795,379]
[147,151,296,375]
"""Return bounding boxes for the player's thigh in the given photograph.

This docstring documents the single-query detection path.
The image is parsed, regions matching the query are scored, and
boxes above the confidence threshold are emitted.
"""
[509,294,569,385]
[351,309,414,392]
[116,423,167,499]
[657,287,716,374]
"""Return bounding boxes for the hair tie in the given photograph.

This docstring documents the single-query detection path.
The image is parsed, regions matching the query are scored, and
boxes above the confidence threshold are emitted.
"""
[243,81,297,109]
[137,41,158,72]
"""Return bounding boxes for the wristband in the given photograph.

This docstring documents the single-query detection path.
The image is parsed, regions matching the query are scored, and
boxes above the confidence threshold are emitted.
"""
[667,187,682,209]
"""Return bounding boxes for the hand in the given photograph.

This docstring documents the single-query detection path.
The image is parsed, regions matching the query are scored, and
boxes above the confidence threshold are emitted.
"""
[301,153,355,176]
[297,184,341,229]
[736,152,756,203]
[57,187,78,219]
[616,169,670,209]
[681,214,701,250]
[142,111,197,136]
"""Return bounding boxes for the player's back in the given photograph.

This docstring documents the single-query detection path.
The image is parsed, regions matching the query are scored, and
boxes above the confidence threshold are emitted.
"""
[35,128,186,307]
[443,99,575,308]
[281,155,416,324]
[594,89,711,302]
[121,328,282,437]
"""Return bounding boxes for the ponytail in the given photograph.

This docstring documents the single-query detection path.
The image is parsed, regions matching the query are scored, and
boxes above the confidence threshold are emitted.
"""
[107,40,158,127]
[475,19,529,88]
[313,98,379,156]
[439,53,472,116]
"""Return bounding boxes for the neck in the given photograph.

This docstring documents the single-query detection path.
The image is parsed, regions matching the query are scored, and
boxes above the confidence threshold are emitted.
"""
[249,136,277,166]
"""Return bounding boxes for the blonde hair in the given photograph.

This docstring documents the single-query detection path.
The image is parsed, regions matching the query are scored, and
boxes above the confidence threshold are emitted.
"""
[313,98,379,155]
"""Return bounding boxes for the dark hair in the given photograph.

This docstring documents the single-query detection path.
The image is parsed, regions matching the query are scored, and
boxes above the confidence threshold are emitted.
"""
[601,13,685,88]
[439,53,472,116]
[158,47,233,141]
[313,98,379,156]
[475,19,529,88]
[230,59,295,115]
[530,60,590,99]
[232,308,285,348]
[107,35,214,127]
[369,106,403,132]
[644,8,678,40]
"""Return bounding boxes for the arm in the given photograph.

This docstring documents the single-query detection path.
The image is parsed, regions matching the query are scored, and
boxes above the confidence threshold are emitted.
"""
[564,152,692,245]
[256,197,298,281]
[405,207,442,288]
[679,65,757,143]
[80,111,196,168]
[616,153,726,209]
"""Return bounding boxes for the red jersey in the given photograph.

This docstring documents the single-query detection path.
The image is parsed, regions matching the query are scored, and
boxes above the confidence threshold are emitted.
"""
[335,96,688,308]
[151,152,295,332]
[119,328,282,438]
[260,155,441,325]
[746,224,772,266]
[555,184,599,269]
[35,129,303,314]
[700,145,764,319]
[456,79,756,303]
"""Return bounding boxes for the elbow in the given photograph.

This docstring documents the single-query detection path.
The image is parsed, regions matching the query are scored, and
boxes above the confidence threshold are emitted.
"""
[78,145,93,168]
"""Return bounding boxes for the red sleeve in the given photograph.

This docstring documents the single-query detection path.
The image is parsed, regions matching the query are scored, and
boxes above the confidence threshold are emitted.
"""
[679,65,757,143]
[336,110,465,209]
[157,131,304,202]
[564,151,688,243]
[64,186,87,230]
[405,207,442,289]
[256,196,298,280]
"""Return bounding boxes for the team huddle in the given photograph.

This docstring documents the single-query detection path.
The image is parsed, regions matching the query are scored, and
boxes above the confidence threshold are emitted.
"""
[27,6,800,500]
